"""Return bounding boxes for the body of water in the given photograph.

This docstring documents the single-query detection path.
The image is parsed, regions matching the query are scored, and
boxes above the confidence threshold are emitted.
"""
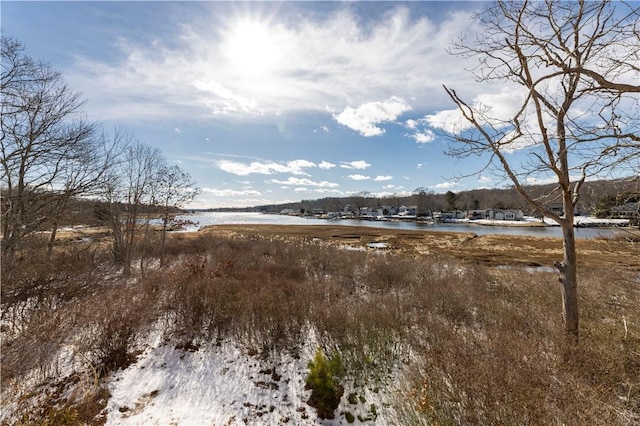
[175,212,626,240]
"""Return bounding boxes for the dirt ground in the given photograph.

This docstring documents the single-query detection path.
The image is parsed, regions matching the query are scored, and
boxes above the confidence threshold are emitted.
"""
[199,224,640,271]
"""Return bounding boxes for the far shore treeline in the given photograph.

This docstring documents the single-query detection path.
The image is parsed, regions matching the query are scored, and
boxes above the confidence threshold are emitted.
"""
[196,178,639,222]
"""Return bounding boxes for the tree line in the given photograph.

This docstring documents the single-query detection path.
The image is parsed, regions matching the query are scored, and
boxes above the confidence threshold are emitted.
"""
[249,177,639,219]
[1,36,200,273]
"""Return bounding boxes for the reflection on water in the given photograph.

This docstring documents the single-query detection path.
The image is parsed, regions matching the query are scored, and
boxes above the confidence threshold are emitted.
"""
[175,212,622,240]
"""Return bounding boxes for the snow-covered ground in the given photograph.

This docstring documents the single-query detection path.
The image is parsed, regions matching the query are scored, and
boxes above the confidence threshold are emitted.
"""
[1,326,403,425]
[572,216,630,227]
[464,216,545,226]
[103,332,400,425]
[445,215,630,227]
[105,340,314,425]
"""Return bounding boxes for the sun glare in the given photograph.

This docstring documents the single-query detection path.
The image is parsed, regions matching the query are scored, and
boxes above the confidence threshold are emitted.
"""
[224,19,280,75]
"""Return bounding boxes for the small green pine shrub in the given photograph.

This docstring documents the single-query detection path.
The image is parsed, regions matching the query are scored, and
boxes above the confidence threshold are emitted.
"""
[345,411,355,423]
[305,348,345,419]
[17,407,78,426]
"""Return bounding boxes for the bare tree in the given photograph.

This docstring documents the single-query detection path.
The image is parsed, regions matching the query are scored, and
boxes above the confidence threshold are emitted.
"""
[412,187,432,217]
[101,133,164,275]
[155,163,200,266]
[1,36,103,267]
[44,130,122,258]
[435,1,640,337]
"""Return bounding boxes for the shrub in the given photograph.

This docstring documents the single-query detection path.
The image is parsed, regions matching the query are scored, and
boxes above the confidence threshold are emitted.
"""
[344,411,355,423]
[1,249,108,383]
[5,227,638,425]
[305,348,345,419]
[75,284,155,376]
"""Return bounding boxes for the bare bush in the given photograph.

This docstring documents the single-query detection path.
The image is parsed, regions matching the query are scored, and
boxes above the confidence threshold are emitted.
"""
[401,265,640,424]
[158,240,312,354]
[1,249,108,383]
[162,255,237,345]
[5,229,636,424]
[74,283,156,377]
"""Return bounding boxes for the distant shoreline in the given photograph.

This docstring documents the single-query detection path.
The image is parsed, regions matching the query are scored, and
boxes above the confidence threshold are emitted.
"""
[266,213,632,229]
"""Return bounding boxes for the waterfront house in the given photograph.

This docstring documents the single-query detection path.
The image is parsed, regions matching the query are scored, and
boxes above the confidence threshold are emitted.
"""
[467,210,485,220]
[547,204,564,216]
[610,202,640,219]
[435,210,467,220]
[398,205,418,216]
[484,209,524,221]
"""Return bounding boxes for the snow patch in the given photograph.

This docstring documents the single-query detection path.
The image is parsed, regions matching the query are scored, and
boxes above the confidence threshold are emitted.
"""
[103,335,399,425]
[105,342,313,425]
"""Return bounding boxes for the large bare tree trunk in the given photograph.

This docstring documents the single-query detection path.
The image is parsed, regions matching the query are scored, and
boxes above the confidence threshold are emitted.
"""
[555,222,579,338]
[437,1,640,341]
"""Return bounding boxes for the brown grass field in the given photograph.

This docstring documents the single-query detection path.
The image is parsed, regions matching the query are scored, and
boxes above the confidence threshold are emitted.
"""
[4,223,639,424]
[198,224,640,270]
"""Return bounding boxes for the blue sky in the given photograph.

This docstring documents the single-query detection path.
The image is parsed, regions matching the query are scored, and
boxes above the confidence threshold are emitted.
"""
[1,1,526,208]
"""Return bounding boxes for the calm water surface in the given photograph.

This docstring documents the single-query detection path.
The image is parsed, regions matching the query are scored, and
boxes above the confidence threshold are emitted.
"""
[176,212,624,240]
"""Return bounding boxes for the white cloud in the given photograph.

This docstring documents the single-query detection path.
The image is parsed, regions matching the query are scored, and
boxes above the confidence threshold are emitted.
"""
[314,188,345,195]
[349,174,370,181]
[340,161,371,170]
[405,119,419,130]
[424,86,547,152]
[478,175,492,183]
[318,161,336,169]
[411,130,435,144]
[432,181,458,189]
[218,160,284,176]
[269,177,339,188]
[174,128,183,133]
[287,159,316,171]
[193,79,262,115]
[473,89,528,123]
[218,159,316,176]
[374,189,413,198]
[404,117,437,144]
[334,96,411,137]
[383,184,404,190]
[294,187,308,192]
[67,6,483,121]
[425,109,472,134]
[424,108,472,134]
[524,174,583,186]
[374,175,393,181]
[201,188,262,196]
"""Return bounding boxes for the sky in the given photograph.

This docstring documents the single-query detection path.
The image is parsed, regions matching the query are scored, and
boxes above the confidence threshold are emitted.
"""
[2,1,542,208]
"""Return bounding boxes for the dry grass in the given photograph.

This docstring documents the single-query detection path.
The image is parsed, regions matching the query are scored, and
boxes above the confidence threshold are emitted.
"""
[199,224,640,270]
[2,226,639,424]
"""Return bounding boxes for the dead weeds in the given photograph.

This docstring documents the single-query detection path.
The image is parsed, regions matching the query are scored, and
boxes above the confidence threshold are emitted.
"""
[199,224,640,270]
